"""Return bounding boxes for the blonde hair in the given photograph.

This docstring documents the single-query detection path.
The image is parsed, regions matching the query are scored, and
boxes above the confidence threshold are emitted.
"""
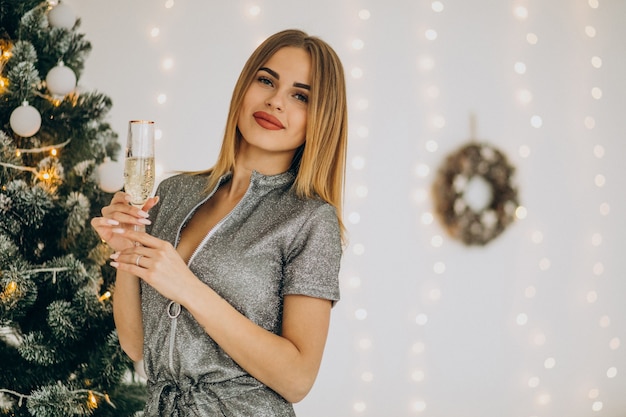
[201,29,348,239]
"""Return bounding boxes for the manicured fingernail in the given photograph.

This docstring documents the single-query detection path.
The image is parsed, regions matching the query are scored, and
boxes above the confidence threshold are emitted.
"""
[138,218,152,225]
[106,219,120,225]
[112,228,125,234]
[110,252,119,259]
[110,261,119,268]
[137,210,149,218]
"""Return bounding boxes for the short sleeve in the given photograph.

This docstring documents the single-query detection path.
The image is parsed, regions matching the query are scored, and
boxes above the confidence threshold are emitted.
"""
[282,203,342,304]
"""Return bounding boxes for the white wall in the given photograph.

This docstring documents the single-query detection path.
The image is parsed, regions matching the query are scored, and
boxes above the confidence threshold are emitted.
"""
[71,1,626,416]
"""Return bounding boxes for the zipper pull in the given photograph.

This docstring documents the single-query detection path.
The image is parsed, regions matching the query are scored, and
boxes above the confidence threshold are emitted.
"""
[167,300,182,318]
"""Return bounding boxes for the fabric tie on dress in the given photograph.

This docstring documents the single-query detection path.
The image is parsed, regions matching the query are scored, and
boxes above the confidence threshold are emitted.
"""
[146,375,265,416]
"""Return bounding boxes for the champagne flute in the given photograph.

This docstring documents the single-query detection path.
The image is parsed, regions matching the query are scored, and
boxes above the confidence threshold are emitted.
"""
[124,120,155,232]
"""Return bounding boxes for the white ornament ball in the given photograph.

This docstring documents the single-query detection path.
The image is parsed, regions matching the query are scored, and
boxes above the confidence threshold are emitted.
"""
[10,102,42,137]
[46,62,77,96]
[48,3,76,29]
[96,158,124,193]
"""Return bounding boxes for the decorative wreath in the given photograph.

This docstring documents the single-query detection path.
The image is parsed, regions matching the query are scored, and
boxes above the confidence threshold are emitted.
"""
[432,142,520,246]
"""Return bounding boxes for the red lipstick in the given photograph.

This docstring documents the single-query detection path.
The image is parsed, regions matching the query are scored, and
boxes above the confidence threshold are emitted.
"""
[253,111,284,130]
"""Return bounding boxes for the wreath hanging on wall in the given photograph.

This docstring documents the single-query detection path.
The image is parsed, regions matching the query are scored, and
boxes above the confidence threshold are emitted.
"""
[432,141,520,246]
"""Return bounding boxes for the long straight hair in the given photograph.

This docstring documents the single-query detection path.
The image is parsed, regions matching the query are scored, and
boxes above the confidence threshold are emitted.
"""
[200,29,348,239]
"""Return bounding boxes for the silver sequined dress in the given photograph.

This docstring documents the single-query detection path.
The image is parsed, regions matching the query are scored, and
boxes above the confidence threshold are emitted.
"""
[140,169,342,416]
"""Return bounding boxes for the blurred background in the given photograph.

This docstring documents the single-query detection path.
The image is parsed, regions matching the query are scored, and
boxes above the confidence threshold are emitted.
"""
[71,1,626,416]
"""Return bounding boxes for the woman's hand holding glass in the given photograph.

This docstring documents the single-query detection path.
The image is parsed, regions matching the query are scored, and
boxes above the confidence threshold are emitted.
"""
[91,193,159,253]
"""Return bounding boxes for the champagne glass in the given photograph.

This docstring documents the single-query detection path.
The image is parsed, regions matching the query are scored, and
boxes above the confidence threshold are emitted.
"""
[124,120,156,213]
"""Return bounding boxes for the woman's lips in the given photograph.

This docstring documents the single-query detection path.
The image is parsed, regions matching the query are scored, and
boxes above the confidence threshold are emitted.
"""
[253,111,284,130]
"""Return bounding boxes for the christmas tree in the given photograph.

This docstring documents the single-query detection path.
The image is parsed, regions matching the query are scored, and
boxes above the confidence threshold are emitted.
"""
[0,1,146,416]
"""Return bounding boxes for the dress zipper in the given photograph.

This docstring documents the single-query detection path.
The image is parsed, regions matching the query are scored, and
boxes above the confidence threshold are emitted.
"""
[166,177,252,378]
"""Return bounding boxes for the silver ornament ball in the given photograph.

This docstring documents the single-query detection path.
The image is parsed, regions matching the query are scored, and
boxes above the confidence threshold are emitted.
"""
[10,102,42,137]
[46,62,77,96]
[48,3,76,29]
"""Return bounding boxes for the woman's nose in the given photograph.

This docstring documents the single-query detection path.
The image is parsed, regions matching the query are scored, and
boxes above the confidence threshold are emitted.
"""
[265,92,284,111]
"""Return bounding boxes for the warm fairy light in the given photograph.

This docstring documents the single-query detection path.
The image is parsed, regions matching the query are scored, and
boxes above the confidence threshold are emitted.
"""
[42,172,51,180]
[526,33,538,44]
[348,275,361,288]
[361,371,374,382]
[351,67,364,79]
[514,6,528,19]
[514,61,527,74]
[412,342,425,354]
[530,115,543,128]
[354,308,367,320]
[351,38,364,50]
[425,140,438,152]
[433,261,445,274]
[411,369,425,382]
[351,156,366,171]
[417,55,435,71]
[50,149,57,156]
[162,58,174,70]
[528,376,540,388]
[425,29,438,40]
[412,188,427,204]
[412,400,427,412]
[431,1,444,12]
[432,114,445,129]
[591,56,602,68]
[426,85,439,98]
[415,314,428,326]
[247,5,261,17]
[87,391,98,409]
[414,163,429,178]
[99,291,111,302]
[354,185,368,198]
[358,338,372,350]
[517,89,533,104]
[358,9,371,20]
[544,357,556,369]
[537,393,551,405]
[1,281,18,300]
[539,257,551,271]
[585,25,597,38]
[353,402,366,412]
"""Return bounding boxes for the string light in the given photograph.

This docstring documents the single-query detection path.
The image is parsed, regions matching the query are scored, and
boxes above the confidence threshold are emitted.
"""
[0,281,18,301]
[87,391,98,409]
[98,291,111,302]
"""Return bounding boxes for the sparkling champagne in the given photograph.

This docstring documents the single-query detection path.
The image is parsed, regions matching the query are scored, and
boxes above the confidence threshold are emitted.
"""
[124,156,155,207]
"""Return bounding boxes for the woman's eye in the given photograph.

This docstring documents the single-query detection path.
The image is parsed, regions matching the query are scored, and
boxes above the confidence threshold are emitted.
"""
[258,76,273,86]
[294,92,308,103]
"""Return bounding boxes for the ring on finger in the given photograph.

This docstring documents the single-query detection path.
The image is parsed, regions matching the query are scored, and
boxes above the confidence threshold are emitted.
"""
[135,254,143,267]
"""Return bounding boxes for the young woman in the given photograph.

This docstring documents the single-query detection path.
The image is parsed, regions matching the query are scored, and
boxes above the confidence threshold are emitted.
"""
[91,29,348,416]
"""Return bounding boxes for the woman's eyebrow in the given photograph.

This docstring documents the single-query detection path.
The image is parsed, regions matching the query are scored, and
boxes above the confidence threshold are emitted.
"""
[259,67,311,90]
